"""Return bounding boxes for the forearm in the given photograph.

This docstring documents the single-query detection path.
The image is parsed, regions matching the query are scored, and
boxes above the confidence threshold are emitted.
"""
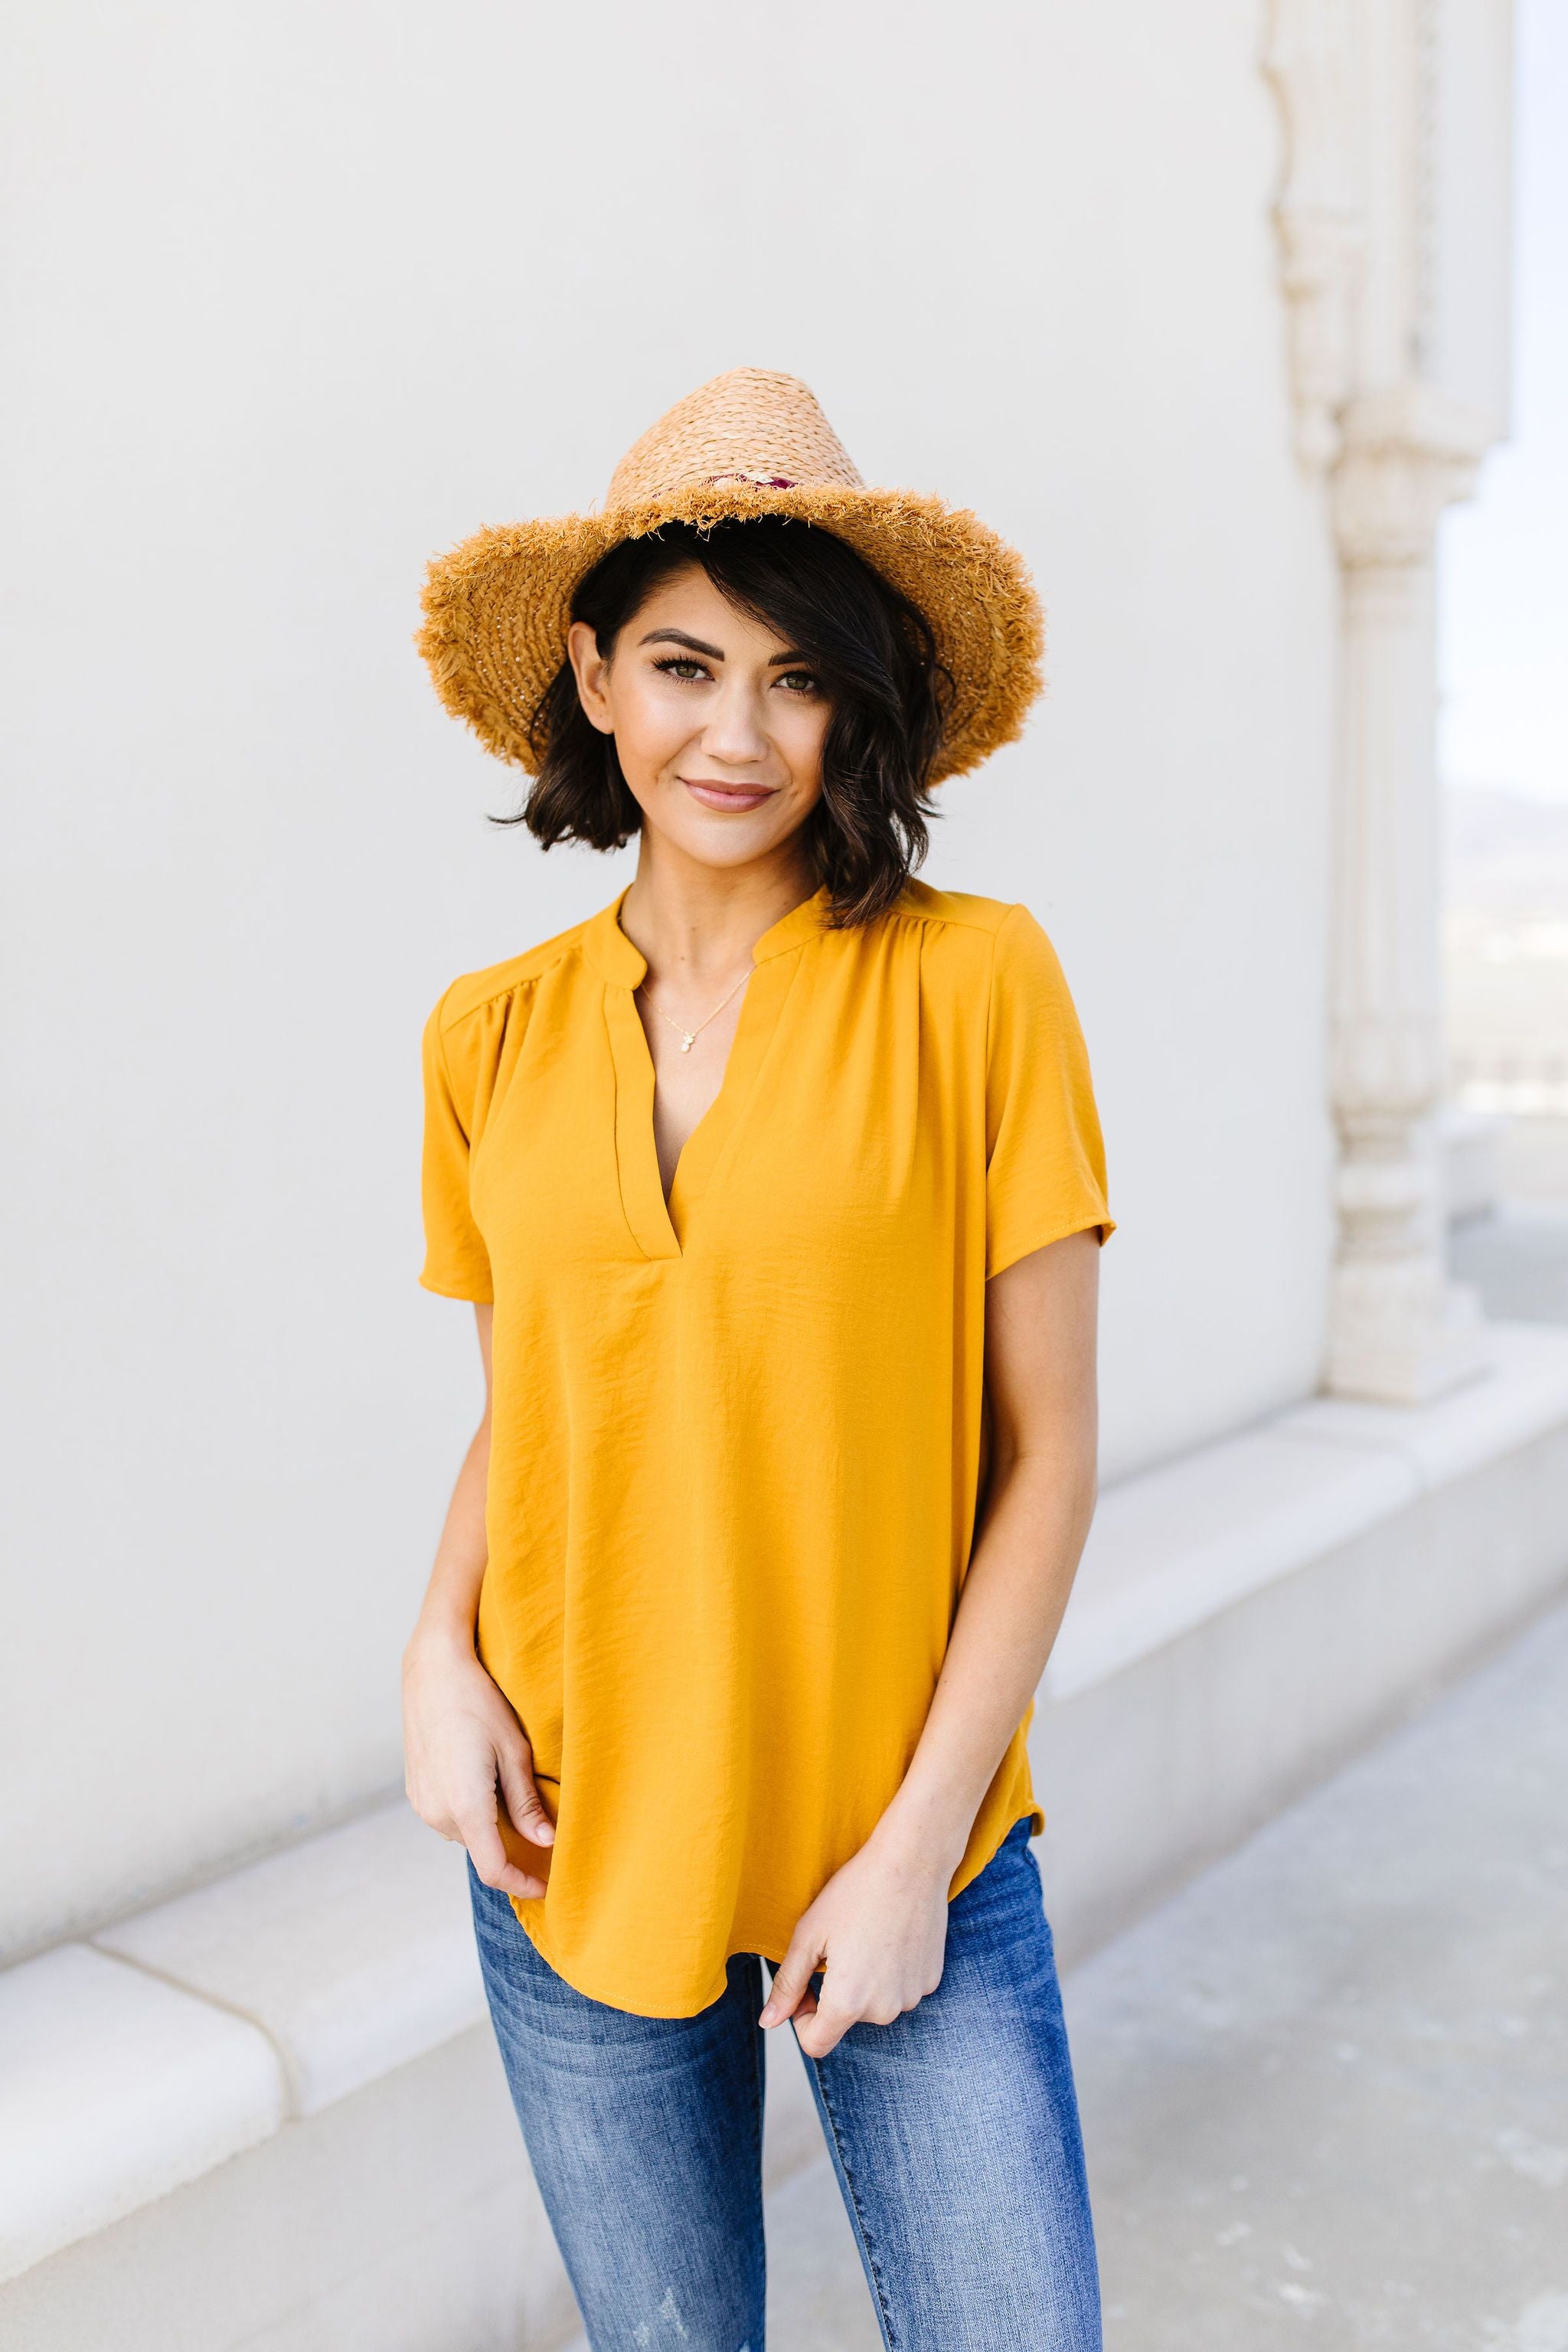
[763,1419,1097,2052]
[403,1305,552,1894]
[870,1228,1101,1882]
[872,1439,1096,1878]
[406,1413,491,1660]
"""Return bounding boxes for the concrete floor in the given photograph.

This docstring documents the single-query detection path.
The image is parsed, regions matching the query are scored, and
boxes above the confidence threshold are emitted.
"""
[746,1594,1568,2350]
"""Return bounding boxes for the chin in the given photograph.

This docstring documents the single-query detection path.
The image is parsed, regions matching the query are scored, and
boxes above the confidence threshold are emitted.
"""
[679,826,784,871]
[652,803,805,870]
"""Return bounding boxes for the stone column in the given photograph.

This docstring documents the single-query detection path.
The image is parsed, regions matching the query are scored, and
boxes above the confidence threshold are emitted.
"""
[1325,384,1494,1402]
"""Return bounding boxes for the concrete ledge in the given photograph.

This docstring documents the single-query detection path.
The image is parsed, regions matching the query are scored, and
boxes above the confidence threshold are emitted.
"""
[1279,1321,1568,1484]
[1034,1324,1568,1968]
[1048,1322,1568,1701]
[0,2029,573,2352]
[95,1804,486,2118]
[0,1805,823,2345]
[0,1943,283,2285]
[1045,1429,1417,1700]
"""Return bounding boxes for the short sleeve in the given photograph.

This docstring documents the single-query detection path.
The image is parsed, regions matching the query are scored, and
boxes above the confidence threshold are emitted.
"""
[985,905,1113,1279]
[419,993,495,1303]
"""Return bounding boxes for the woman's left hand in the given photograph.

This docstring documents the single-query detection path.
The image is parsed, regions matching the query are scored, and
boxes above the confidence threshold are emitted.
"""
[760,1833,952,2058]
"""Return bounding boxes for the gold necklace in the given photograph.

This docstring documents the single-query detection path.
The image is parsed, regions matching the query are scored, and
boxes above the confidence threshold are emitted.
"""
[637,965,753,1054]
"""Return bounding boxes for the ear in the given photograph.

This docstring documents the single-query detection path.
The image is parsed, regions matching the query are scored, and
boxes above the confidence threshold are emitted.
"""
[567,620,616,737]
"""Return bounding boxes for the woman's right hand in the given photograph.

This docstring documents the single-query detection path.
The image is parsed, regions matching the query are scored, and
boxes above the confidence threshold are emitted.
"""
[402,1629,555,1900]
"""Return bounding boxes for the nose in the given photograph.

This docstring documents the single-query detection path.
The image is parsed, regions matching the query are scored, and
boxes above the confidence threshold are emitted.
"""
[700,675,771,769]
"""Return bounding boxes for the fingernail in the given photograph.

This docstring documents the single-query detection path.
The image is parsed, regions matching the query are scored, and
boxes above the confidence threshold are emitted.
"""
[758,2005,776,2027]
[534,1822,555,1844]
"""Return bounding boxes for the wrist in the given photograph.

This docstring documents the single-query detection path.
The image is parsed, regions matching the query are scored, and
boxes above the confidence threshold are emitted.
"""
[865,1799,970,1887]
[403,1612,478,1678]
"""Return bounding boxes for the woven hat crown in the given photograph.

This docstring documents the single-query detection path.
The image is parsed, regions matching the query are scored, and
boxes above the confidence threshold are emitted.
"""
[419,364,1044,784]
[606,368,864,506]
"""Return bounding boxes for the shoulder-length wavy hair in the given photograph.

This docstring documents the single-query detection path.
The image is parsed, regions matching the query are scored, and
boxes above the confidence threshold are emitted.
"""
[503,518,952,927]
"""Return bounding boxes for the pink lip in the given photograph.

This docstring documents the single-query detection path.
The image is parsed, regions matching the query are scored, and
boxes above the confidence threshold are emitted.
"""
[681,779,777,813]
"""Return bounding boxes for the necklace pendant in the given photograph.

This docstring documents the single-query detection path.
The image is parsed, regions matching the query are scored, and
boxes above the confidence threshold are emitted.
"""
[680,1035,694,1053]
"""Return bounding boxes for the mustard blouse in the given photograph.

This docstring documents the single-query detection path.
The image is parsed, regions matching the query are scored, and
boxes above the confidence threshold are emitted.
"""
[420,879,1112,2017]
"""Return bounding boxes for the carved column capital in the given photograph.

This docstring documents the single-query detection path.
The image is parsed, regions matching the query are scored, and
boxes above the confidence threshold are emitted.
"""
[1274,203,1364,468]
[1331,385,1495,566]
[1263,0,1363,469]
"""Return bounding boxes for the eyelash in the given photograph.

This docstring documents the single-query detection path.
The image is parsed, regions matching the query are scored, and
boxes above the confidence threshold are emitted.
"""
[652,655,820,697]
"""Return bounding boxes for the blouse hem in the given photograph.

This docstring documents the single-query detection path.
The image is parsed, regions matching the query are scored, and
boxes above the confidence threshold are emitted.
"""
[506,1805,1045,2021]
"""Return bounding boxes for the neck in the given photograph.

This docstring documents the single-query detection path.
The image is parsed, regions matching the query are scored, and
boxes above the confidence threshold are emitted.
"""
[618,837,818,985]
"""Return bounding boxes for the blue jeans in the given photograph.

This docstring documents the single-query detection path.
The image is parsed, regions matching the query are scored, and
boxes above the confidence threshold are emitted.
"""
[469,1818,1102,2350]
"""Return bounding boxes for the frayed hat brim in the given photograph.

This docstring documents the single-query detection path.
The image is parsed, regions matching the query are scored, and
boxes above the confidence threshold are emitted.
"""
[417,479,1043,784]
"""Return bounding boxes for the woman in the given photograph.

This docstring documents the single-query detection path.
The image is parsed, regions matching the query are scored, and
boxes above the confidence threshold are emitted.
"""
[403,368,1112,2351]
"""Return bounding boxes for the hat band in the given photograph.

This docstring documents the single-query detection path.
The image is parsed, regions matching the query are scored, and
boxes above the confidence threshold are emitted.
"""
[703,471,800,491]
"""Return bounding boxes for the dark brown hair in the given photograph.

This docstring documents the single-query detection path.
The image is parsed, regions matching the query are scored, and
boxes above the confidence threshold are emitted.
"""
[502,518,952,926]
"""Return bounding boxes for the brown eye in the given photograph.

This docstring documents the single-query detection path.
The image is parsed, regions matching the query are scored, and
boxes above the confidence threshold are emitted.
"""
[654,656,710,684]
[777,669,820,696]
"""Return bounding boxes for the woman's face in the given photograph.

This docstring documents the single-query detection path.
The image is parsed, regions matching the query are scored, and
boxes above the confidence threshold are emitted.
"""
[567,564,828,873]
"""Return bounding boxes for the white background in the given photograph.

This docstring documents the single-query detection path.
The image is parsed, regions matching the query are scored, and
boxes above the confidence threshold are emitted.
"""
[2,0,1336,1956]
[1441,0,1568,802]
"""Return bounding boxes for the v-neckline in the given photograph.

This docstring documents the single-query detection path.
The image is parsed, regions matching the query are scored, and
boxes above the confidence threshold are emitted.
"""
[587,883,828,1259]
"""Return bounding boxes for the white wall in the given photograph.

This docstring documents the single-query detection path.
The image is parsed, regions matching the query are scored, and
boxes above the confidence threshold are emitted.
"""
[1,0,1337,1958]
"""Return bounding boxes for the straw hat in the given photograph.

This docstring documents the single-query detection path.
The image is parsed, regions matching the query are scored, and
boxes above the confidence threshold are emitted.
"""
[417,368,1044,784]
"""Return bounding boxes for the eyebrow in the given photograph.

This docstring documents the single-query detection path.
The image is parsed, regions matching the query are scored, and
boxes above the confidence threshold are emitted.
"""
[638,628,811,666]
